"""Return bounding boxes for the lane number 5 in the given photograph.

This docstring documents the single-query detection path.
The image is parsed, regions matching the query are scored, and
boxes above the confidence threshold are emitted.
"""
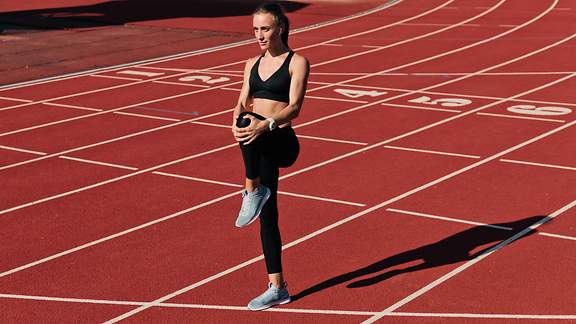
[409,96,472,107]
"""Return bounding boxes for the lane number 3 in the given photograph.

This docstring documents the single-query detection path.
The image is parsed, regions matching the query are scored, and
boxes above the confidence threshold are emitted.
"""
[178,75,230,84]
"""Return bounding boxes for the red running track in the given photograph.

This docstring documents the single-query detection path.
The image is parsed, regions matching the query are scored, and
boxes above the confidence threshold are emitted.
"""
[1,0,576,322]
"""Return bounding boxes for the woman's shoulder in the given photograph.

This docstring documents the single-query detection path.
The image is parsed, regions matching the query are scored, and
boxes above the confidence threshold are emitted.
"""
[244,55,262,71]
[290,52,310,72]
[244,56,260,72]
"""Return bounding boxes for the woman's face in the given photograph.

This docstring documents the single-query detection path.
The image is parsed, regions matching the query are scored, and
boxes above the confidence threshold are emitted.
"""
[253,12,281,51]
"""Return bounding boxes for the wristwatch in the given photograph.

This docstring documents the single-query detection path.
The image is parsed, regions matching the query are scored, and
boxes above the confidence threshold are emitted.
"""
[266,117,277,131]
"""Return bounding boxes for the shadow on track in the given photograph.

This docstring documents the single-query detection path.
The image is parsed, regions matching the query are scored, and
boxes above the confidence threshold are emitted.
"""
[292,215,551,302]
[0,0,308,30]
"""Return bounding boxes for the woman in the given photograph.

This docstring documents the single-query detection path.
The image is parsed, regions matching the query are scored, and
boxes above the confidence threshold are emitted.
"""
[231,2,310,311]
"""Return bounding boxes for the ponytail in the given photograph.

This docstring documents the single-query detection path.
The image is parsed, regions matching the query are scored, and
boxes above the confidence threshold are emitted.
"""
[253,2,290,46]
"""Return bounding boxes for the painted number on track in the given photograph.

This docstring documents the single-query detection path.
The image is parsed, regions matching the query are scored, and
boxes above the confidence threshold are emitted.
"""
[178,75,230,84]
[409,96,472,107]
[507,105,572,116]
[334,88,387,99]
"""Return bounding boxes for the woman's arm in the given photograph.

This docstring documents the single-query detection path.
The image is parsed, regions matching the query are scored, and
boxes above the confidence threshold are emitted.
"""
[268,54,310,125]
[232,57,257,121]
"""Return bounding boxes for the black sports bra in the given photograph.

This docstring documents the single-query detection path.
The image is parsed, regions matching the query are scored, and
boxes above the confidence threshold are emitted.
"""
[249,51,294,103]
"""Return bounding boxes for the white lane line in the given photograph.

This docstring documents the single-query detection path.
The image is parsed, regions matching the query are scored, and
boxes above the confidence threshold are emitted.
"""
[0,96,33,103]
[500,159,576,172]
[0,294,144,306]
[296,134,368,146]
[386,208,512,230]
[152,172,242,188]
[118,70,165,77]
[364,198,576,323]
[0,0,404,92]
[383,145,481,159]
[321,43,344,47]
[0,293,375,316]
[58,156,139,171]
[392,312,576,320]
[382,102,461,113]
[0,145,46,156]
[411,71,574,75]
[153,171,366,207]
[113,111,181,122]
[312,71,576,76]
[277,191,366,207]
[90,74,142,81]
[42,102,103,112]
[153,80,211,88]
[190,121,230,129]
[539,232,576,241]
[400,23,480,27]
[220,87,242,92]
[477,112,566,123]
[306,95,369,104]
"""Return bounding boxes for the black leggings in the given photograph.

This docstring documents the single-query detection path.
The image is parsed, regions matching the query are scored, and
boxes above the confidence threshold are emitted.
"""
[237,111,299,274]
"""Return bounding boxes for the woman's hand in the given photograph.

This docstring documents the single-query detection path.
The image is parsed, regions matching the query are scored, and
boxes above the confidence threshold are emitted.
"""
[232,114,267,145]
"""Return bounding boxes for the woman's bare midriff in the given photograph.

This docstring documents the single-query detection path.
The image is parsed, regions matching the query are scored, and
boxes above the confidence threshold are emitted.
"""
[252,98,291,128]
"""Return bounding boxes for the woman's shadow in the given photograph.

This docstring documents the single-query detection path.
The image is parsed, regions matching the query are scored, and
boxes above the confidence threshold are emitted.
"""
[292,215,550,301]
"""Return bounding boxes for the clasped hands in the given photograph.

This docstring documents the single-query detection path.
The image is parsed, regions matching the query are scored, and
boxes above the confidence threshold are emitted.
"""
[232,114,268,145]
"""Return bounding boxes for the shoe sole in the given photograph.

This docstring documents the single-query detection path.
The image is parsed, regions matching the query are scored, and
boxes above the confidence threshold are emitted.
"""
[247,296,291,311]
[235,188,271,228]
